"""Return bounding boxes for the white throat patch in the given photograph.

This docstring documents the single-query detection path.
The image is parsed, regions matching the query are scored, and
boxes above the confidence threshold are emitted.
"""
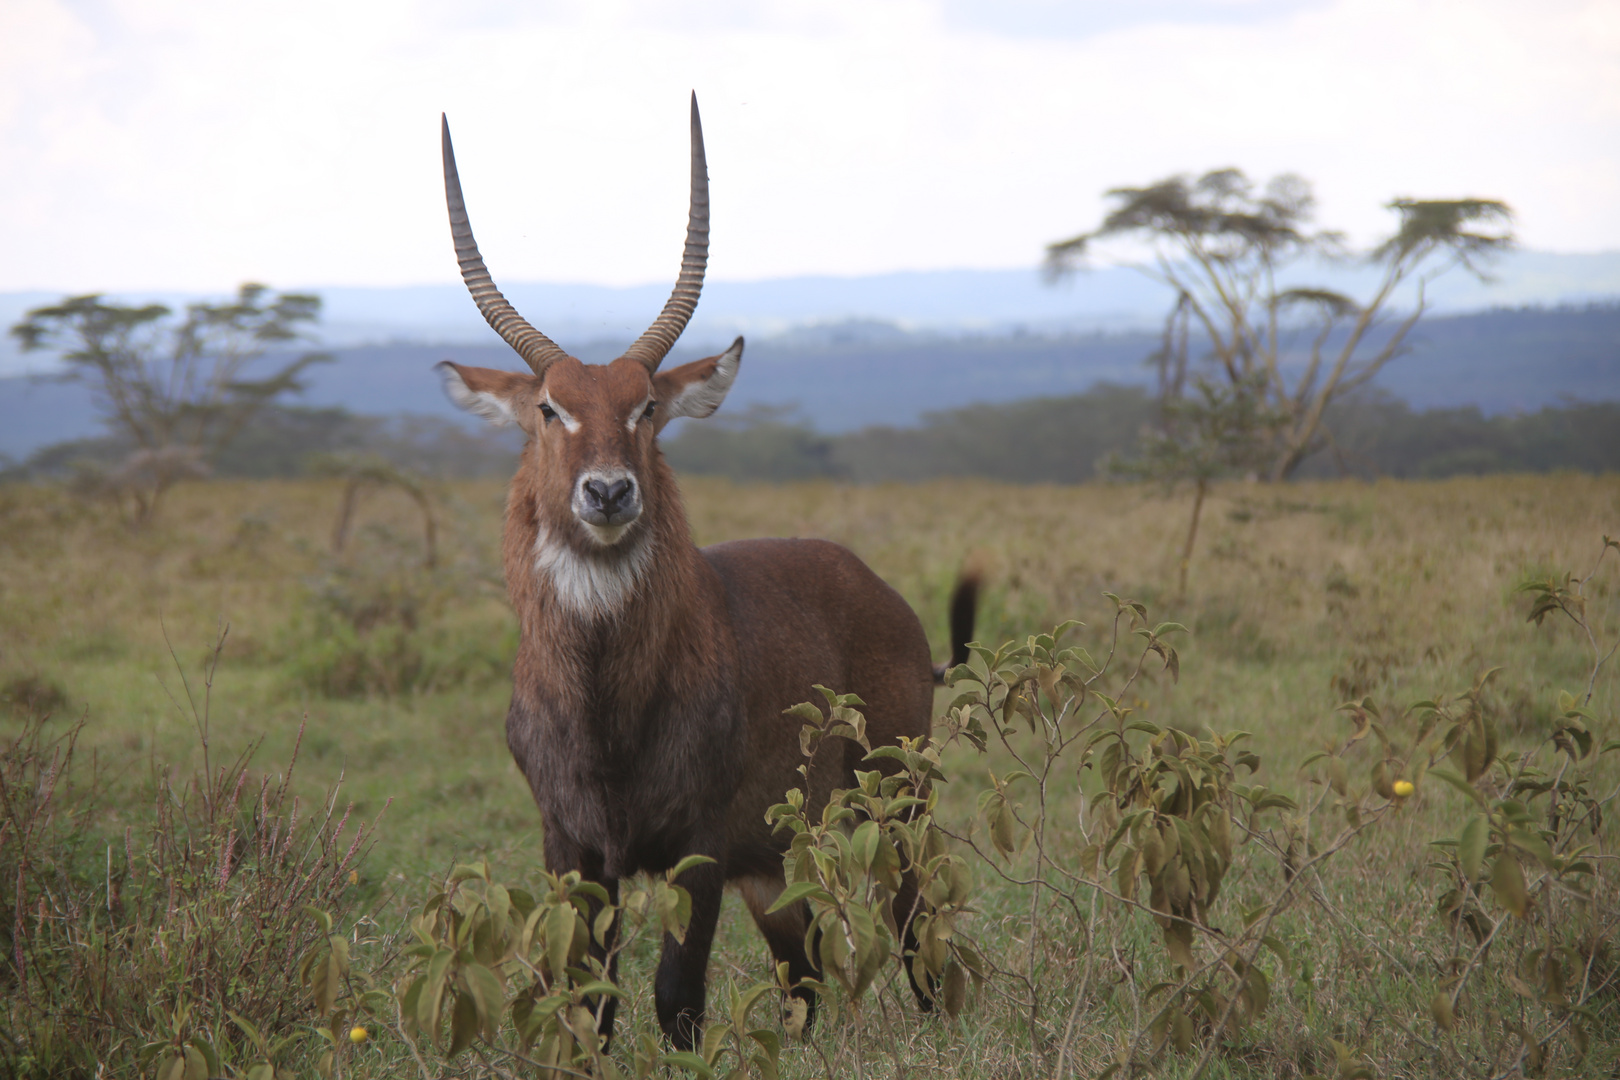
[533,524,654,620]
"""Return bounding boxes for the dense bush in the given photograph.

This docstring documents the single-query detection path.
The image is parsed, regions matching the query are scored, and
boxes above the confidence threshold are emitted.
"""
[0,647,379,1079]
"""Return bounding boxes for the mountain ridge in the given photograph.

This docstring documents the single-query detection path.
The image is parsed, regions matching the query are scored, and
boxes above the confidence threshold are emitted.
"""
[4,250,1618,377]
[3,302,1615,461]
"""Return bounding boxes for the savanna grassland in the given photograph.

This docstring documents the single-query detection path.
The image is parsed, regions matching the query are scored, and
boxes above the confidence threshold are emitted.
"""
[2,473,1617,1080]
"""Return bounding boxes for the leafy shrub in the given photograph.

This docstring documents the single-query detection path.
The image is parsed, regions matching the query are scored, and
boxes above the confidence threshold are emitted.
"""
[908,546,1620,1077]
[0,695,380,1077]
[298,857,756,1080]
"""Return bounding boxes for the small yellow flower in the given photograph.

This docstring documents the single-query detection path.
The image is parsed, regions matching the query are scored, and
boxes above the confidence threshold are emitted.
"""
[1393,780,1415,798]
[349,1025,369,1044]
[348,870,359,885]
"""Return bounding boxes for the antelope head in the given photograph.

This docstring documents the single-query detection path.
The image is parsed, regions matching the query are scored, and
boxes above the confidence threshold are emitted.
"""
[437,95,742,570]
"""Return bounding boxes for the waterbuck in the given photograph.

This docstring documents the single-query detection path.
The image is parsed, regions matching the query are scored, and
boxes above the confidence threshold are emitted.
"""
[435,95,975,1050]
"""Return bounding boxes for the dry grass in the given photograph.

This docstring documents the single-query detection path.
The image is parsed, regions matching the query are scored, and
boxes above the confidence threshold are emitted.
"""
[1,472,1616,1078]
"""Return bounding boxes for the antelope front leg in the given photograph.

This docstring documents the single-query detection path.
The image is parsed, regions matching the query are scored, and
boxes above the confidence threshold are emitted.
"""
[654,855,725,1051]
[542,832,624,1044]
[585,875,622,1045]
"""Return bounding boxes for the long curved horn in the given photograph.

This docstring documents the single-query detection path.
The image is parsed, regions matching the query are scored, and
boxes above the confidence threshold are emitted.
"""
[442,115,572,377]
[620,93,710,373]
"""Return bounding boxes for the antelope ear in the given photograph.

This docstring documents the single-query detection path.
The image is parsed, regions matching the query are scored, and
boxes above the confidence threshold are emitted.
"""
[437,362,534,428]
[653,337,743,428]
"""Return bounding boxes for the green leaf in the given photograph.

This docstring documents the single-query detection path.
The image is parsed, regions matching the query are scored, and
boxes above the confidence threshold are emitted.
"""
[572,880,612,905]
[420,947,456,1041]
[784,701,824,723]
[303,905,334,934]
[1491,852,1530,918]
[699,1022,729,1068]
[1507,826,1556,870]
[1170,1009,1194,1053]
[1328,757,1348,797]
[766,881,831,913]
[851,820,882,872]
[462,962,506,1038]
[327,933,351,978]
[448,990,478,1056]
[1431,992,1455,1031]
[661,1050,716,1078]
[1428,767,1486,806]
[227,1011,267,1056]
[546,902,577,981]
[575,979,625,998]
[450,861,490,883]
[1260,935,1292,976]
[991,801,1017,856]
[154,1052,184,1080]
[669,854,718,879]
[942,959,967,1017]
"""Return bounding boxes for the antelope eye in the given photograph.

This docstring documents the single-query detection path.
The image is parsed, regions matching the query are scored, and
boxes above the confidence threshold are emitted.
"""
[539,401,557,423]
[642,401,657,420]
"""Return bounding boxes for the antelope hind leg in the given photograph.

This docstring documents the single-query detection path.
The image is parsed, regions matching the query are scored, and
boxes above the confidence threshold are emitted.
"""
[894,867,936,1011]
[739,875,821,1032]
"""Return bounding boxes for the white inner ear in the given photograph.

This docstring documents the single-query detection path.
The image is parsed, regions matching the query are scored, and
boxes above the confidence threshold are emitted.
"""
[663,338,743,421]
[438,362,516,427]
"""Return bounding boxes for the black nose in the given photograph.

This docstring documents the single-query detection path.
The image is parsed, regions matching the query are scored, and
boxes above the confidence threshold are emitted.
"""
[582,478,634,513]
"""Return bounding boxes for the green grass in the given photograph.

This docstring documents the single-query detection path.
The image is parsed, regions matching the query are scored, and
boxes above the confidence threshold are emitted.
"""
[1,473,1617,1078]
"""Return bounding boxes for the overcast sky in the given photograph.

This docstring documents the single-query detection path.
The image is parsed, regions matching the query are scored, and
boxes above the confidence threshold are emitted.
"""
[3,0,1617,294]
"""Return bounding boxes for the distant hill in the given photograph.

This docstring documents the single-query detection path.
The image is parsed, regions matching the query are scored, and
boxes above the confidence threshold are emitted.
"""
[4,249,1618,377]
[3,302,1617,461]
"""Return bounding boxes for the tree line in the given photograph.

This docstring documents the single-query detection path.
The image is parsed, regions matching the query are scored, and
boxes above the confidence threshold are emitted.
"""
[8,389,1614,488]
[660,390,1620,484]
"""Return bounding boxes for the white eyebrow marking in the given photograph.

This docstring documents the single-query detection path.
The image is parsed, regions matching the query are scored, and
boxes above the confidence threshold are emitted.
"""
[545,395,581,433]
[626,395,652,433]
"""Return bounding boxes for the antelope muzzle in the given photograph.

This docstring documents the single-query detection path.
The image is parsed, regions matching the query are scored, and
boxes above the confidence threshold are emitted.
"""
[574,470,642,540]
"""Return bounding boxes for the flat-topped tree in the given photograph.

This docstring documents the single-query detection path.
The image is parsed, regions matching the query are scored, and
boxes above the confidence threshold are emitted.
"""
[1045,171,1511,596]
[10,284,328,524]
[1045,170,1514,483]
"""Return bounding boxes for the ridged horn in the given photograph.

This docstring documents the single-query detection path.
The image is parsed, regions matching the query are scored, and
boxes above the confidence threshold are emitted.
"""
[620,93,710,373]
[441,114,572,377]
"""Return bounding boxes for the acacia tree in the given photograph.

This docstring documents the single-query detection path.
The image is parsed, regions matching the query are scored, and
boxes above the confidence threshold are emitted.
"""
[1045,169,1515,482]
[11,284,328,523]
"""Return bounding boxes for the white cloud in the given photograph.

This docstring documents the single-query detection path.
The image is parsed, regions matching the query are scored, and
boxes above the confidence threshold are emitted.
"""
[0,0,1615,292]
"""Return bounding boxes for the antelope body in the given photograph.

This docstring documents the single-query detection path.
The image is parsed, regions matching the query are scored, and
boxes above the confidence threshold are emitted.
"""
[435,96,970,1050]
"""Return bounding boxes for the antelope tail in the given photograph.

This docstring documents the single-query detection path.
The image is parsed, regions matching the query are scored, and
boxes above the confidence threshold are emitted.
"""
[933,567,982,684]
